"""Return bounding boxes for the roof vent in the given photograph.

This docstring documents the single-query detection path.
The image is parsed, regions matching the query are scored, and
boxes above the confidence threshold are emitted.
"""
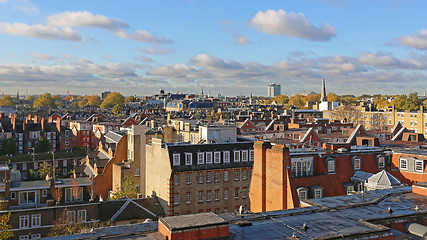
[300,222,309,231]
[387,207,393,213]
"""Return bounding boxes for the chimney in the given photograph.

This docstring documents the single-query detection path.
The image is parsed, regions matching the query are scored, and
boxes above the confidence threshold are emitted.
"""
[41,117,45,130]
[34,115,38,124]
[56,117,61,132]
[11,115,16,130]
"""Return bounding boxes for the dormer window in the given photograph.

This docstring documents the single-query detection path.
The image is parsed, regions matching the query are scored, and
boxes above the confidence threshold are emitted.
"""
[377,155,385,169]
[326,158,335,173]
[352,157,361,171]
[415,160,424,172]
[297,187,308,201]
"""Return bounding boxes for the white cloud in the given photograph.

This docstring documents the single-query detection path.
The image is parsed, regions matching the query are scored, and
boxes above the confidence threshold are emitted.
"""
[0,22,81,41]
[48,11,128,30]
[115,30,172,43]
[399,29,427,49]
[249,9,336,41]
[138,47,175,55]
[13,0,38,13]
[358,52,399,65]
[134,55,154,63]
[31,52,54,60]
[235,35,252,45]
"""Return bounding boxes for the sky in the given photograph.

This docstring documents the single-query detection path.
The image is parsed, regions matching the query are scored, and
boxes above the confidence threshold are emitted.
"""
[1,0,427,97]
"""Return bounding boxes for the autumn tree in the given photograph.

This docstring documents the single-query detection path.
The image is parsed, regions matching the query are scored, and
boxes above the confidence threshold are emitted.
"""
[87,181,97,201]
[304,93,320,103]
[33,93,57,108]
[111,177,139,200]
[112,104,122,116]
[0,95,15,107]
[100,92,124,109]
[327,93,341,102]
[49,208,85,237]
[86,95,101,106]
[52,188,63,204]
[26,95,36,101]
[330,104,363,126]
[288,95,305,108]
[0,213,13,239]
[39,162,55,179]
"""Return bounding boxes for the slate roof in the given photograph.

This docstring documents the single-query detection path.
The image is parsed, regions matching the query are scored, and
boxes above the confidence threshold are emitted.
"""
[160,212,226,231]
[351,170,374,182]
[365,170,404,189]
[101,197,164,222]
[10,180,50,190]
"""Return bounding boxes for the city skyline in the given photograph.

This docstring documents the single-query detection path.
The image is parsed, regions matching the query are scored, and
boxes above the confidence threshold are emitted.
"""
[1,0,427,96]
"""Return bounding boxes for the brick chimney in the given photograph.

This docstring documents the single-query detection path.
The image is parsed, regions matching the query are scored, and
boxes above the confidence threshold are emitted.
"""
[56,117,61,132]
[34,115,38,124]
[41,117,45,130]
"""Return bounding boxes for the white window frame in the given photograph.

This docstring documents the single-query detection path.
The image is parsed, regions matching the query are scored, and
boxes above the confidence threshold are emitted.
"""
[234,188,239,199]
[415,160,424,172]
[297,189,307,200]
[198,191,203,203]
[173,154,180,166]
[34,162,38,170]
[185,153,192,166]
[174,174,180,186]
[186,173,191,184]
[215,189,220,201]
[77,210,86,222]
[174,194,179,205]
[223,151,230,163]
[241,150,248,161]
[197,152,204,165]
[234,170,239,181]
[400,158,408,170]
[353,157,361,170]
[314,188,322,199]
[198,172,204,184]
[11,192,16,199]
[214,171,220,182]
[214,152,221,163]
[206,172,212,183]
[242,187,247,199]
[19,215,29,229]
[347,185,355,195]
[67,211,76,223]
[234,151,240,162]
[224,171,229,182]
[42,189,47,197]
[327,159,335,173]
[224,189,229,200]
[206,190,212,202]
[249,150,254,161]
[206,152,213,164]
[377,156,385,169]
[31,214,41,227]
[186,192,191,204]
[63,160,67,167]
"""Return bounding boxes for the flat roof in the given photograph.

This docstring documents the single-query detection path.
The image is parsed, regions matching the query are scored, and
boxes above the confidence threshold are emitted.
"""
[160,212,226,231]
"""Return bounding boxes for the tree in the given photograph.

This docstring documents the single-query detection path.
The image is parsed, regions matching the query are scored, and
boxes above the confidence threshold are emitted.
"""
[33,93,57,108]
[0,95,15,107]
[125,95,135,103]
[77,100,88,108]
[52,188,63,204]
[330,104,363,126]
[327,93,341,102]
[100,92,124,109]
[111,177,139,200]
[0,138,16,155]
[288,95,305,108]
[87,181,97,201]
[39,162,55,179]
[112,104,122,116]
[86,95,101,106]
[49,208,84,236]
[35,137,50,153]
[0,213,13,239]
[26,95,36,101]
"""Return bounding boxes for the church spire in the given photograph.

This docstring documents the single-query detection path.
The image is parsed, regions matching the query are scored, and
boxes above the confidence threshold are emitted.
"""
[201,86,204,97]
[321,78,327,102]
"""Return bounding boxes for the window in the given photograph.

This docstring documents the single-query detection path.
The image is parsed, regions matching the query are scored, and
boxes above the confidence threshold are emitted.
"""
[249,150,254,161]
[197,152,204,164]
[19,191,40,205]
[223,151,230,163]
[186,192,191,204]
[234,188,239,199]
[63,160,67,167]
[206,172,212,183]
[65,139,69,146]
[19,215,29,229]
[399,158,408,170]
[185,153,192,165]
[77,210,86,222]
[186,173,191,184]
[198,172,204,184]
[327,159,335,173]
[242,170,247,180]
[353,157,361,170]
[234,151,240,162]
[214,152,221,163]
[53,160,58,168]
[224,189,229,200]
[174,174,180,186]
[31,214,41,227]
[206,152,213,164]
[297,188,307,200]
[63,169,67,176]
[346,185,355,195]
[174,194,179,205]
[224,171,229,182]
[67,211,76,223]
[242,150,248,161]
[22,163,26,171]
[234,170,240,181]
[242,187,247,199]
[314,188,323,199]
[215,189,220,201]
[173,154,180,166]
[42,189,47,197]
[11,192,16,199]
[34,162,38,170]
[134,167,140,177]
[377,156,385,169]
[65,187,83,202]
[291,157,313,177]
[65,130,70,137]
[207,190,212,202]
[214,171,220,182]
[198,191,203,202]
[415,160,424,172]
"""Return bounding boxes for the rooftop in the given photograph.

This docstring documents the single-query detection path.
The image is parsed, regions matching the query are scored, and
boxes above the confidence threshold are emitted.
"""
[160,212,227,231]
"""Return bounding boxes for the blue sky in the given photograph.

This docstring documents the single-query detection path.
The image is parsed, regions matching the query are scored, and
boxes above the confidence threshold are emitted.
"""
[1,0,427,97]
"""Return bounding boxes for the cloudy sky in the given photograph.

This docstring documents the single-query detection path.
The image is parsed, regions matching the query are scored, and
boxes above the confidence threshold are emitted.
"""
[1,0,427,97]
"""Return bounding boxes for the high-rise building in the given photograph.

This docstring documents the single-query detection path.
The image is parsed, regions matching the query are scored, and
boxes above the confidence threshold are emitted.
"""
[267,84,281,97]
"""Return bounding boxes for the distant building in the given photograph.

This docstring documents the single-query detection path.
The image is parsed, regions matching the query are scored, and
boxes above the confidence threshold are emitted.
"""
[267,84,281,98]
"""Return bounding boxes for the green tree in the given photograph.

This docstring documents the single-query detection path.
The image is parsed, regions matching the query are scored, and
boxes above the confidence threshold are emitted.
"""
[0,138,16,155]
[100,92,124,109]
[0,95,15,107]
[404,92,421,111]
[39,162,55,179]
[112,104,122,115]
[111,177,139,200]
[77,100,88,108]
[35,137,50,153]
[0,213,13,239]
[26,95,36,101]
[125,95,135,103]
[33,93,57,108]
[86,95,101,106]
